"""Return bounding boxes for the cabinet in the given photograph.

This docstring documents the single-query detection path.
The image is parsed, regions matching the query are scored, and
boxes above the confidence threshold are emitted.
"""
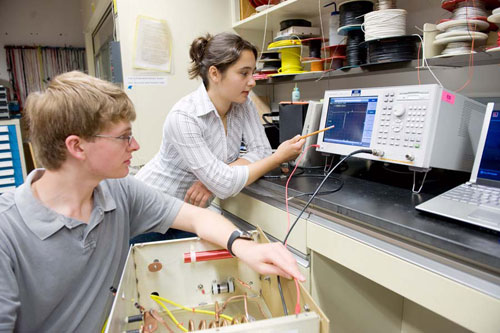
[221,188,500,333]
[0,119,27,193]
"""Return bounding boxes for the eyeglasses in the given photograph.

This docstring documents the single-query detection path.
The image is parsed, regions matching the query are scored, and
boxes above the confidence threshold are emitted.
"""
[93,134,134,145]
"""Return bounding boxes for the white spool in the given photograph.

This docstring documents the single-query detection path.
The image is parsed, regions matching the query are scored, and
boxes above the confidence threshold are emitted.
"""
[363,9,407,41]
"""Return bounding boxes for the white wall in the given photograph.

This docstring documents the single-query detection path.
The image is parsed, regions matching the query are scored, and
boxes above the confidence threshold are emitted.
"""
[0,0,85,84]
[81,0,234,166]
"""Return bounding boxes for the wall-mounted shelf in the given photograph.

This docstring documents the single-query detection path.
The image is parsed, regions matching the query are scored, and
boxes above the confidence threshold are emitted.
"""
[233,0,320,31]
[255,51,500,84]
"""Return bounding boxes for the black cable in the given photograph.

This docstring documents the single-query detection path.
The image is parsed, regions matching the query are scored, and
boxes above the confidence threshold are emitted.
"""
[276,276,288,316]
[262,112,279,128]
[288,178,344,199]
[365,36,419,64]
[346,29,366,66]
[276,149,374,316]
[283,149,373,244]
[339,1,374,27]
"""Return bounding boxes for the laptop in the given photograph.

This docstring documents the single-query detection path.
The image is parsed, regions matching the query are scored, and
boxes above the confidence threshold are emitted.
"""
[416,102,500,232]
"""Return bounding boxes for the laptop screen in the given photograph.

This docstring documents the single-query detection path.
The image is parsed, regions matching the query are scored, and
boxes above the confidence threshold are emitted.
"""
[477,108,500,185]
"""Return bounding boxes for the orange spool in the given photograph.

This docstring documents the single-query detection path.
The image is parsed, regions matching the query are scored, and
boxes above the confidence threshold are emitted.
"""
[310,60,324,71]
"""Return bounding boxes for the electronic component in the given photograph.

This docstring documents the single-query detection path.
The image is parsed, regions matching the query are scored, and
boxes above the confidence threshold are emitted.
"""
[317,84,486,172]
[148,259,162,272]
[105,233,328,332]
[211,279,235,295]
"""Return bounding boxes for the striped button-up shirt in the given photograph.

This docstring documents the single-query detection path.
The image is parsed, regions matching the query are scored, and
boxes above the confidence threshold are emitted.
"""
[136,84,272,200]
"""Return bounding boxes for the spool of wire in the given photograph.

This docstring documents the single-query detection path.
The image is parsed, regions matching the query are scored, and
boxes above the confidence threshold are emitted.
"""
[346,29,366,66]
[365,35,419,64]
[280,47,303,72]
[338,0,374,28]
[452,1,487,19]
[375,0,397,10]
[435,0,491,56]
[363,9,407,41]
[301,38,327,58]
[441,41,473,55]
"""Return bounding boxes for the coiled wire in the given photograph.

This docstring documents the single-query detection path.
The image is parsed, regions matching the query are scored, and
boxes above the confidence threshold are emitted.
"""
[452,1,487,19]
[363,9,407,41]
[441,41,473,55]
[375,0,397,10]
[339,1,374,27]
[437,0,488,55]
[366,35,418,64]
[346,29,365,66]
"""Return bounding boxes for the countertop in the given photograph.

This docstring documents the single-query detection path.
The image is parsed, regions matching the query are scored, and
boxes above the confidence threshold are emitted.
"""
[241,159,500,274]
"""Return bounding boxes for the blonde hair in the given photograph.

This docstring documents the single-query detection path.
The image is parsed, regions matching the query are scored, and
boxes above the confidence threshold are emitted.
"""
[25,71,136,170]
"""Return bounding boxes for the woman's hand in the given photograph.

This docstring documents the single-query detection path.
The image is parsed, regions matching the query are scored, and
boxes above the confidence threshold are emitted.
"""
[274,135,305,163]
[184,181,213,207]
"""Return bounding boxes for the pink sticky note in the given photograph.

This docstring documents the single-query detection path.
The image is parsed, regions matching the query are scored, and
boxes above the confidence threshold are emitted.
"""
[442,91,455,104]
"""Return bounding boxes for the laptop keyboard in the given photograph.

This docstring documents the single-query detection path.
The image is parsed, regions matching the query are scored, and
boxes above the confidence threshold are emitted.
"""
[442,184,500,210]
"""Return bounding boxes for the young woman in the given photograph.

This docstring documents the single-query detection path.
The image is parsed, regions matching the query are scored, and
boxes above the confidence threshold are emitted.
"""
[135,32,304,240]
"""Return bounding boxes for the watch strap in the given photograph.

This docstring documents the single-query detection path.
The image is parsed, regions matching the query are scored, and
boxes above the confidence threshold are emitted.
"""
[227,230,251,257]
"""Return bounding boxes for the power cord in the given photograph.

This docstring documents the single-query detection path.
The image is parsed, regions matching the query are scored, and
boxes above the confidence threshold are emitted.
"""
[277,148,376,315]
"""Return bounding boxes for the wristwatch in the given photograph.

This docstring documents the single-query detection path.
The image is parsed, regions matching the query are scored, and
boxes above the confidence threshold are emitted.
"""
[227,230,253,257]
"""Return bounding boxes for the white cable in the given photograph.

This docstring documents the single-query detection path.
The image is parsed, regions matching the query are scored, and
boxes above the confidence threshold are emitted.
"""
[289,34,304,63]
[363,9,407,41]
[412,33,444,87]
[441,42,473,55]
[258,0,272,63]
[412,170,429,194]
[318,0,327,60]
[452,2,487,20]
[434,1,485,56]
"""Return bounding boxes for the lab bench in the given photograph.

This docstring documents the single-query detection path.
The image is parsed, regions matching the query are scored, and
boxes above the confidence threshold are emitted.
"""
[219,160,500,333]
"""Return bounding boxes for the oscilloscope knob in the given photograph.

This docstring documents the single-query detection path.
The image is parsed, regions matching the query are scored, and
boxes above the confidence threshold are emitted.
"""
[393,105,406,117]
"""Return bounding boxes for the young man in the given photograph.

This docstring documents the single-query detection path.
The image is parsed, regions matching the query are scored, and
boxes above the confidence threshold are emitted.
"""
[0,71,304,332]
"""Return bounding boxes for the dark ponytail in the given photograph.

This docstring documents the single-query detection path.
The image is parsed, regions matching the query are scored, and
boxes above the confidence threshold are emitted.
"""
[188,32,258,88]
[188,34,212,81]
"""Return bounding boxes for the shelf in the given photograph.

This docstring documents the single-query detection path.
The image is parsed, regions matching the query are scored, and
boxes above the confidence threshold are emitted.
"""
[255,51,500,84]
[233,0,321,31]
[425,50,500,67]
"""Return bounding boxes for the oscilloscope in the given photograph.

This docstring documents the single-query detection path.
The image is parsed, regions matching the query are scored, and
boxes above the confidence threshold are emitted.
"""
[316,84,486,172]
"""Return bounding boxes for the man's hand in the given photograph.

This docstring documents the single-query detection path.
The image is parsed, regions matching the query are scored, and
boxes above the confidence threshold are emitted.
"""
[184,181,213,207]
[231,239,305,282]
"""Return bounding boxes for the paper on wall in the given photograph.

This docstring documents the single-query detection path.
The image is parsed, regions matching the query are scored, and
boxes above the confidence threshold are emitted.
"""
[133,15,172,72]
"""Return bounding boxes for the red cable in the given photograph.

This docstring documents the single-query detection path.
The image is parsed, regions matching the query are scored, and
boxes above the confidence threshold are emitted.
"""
[294,278,301,315]
[284,144,320,247]
[284,143,320,315]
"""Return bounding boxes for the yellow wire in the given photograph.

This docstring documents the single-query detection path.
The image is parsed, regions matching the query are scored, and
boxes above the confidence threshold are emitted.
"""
[150,295,233,323]
[268,39,302,49]
[151,296,188,332]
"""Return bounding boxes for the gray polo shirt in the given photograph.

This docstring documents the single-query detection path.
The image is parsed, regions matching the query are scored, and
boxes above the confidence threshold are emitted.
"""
[0,169,183,332]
